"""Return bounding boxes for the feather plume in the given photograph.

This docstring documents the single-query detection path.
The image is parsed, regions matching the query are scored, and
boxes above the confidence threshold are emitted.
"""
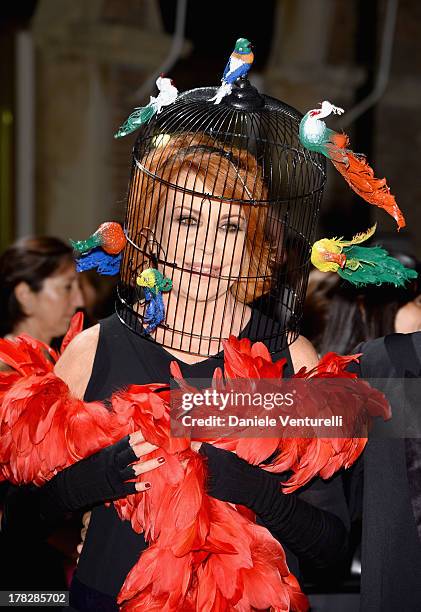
[329,137,405,229]
[0,316,390,610]
[337,223,377,247]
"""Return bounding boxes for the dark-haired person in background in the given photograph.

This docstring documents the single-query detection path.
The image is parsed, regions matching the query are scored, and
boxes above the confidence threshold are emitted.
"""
[303,252,421,356]
[346,331,421,612]
[0,236,84,593]
[0,236,84,344]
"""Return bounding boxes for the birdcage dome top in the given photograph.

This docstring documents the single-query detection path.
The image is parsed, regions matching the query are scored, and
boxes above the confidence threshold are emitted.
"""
[132,79,326,205]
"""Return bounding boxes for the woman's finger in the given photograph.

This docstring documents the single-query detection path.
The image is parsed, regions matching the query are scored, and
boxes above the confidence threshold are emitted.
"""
[135,481,152,492]
[132,455,166,476]
[129,430,146,446]
[131,441,159,459]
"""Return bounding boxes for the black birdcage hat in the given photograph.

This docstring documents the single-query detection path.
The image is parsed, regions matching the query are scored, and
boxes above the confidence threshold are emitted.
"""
[116,77,326,357]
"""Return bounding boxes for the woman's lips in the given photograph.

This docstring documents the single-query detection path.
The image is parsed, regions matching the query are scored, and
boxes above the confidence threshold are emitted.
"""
[188,263,221,275]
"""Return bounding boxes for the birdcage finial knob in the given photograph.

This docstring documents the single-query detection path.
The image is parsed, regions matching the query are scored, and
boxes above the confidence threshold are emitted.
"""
[223,77,265,111]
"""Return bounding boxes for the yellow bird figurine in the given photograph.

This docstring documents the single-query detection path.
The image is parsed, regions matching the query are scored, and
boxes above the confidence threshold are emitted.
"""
[136,268,172,333]
[311,224,417,287]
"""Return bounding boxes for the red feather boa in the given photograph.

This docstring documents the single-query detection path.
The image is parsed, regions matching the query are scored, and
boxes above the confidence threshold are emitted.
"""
[0,315,390,611]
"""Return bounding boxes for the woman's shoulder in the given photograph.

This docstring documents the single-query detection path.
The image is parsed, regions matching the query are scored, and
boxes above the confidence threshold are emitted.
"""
[288,333,319,373]
[54,324,100,399]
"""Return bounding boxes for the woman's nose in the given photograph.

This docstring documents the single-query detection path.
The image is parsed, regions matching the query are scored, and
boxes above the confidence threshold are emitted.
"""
[194,222,220,259]
[72,284,85,310]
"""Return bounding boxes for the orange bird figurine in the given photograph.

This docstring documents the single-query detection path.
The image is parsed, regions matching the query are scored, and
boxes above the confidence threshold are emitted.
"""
[299,101,405,230]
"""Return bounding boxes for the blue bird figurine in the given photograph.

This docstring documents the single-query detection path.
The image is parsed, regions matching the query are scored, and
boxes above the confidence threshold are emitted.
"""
[211,38,254,104]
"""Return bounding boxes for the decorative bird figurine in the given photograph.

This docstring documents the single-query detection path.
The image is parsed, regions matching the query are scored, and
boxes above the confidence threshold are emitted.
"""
[136,268,173,333]
[114,75,178,139]
[71,222,126,255]
[311,224,418,286]
[71,222,126,276]
[299,101,406,230]
[211,37,254,104]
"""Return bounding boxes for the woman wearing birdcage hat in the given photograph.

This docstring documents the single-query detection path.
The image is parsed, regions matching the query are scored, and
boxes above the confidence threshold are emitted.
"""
[1,40,394,611]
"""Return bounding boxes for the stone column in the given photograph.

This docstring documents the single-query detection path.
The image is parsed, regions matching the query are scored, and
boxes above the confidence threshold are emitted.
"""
[31,0,190,240]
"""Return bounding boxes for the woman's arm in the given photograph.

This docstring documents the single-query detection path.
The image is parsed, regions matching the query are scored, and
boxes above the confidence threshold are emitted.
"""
[195,335,348,569]
[2,325,166,537]
[289,334,319,372]
[199,443,349,569]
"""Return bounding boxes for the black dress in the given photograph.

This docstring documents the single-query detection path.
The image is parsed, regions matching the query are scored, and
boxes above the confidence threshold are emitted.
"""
[70,312,349,611]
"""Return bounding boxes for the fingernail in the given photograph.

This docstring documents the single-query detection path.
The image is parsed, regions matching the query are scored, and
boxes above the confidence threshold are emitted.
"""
[157,456,166,464]
[144,482,151,489]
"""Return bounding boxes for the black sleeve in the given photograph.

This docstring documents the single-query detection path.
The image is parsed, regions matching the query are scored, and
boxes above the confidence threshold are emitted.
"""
[342,341,366,522]
[199,443,350,571]
[267,471,350,571]
[1,435,139,539]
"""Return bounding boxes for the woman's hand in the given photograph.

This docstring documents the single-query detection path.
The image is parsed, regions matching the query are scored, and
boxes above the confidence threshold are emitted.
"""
[36,430,166,520]
[129,430,166,492]
[72,431,164,561]
[198,442,277,510]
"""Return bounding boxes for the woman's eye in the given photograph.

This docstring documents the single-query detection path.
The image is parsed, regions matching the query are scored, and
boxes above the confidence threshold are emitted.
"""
[221,221,244,233]
[178,215,198,227]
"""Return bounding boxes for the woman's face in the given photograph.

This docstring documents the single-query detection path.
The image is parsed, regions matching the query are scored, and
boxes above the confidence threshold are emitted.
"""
[20,263,84,339]
[155,174,248,303]
[395,294,421,334]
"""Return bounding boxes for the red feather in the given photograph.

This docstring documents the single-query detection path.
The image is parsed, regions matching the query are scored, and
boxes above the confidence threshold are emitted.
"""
[328,132,405,230]
[61,311,84,353]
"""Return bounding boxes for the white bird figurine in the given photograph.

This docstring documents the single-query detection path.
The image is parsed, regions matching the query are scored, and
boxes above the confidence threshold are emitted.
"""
[114,76,178,138]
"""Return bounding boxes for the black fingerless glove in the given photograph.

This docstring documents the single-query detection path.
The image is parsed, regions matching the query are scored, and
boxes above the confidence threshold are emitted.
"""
[199,442,283,519]
[39,435,138,519]
[2,435,138,535]
[199,443,348,569]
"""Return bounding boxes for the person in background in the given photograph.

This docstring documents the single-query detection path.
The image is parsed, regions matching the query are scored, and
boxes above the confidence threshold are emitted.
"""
[78,270,118,325]
[302,252,421,356]
[346,331,421,612]
[301,252,421,609]
[0,236,84,345]
[0,235,84,592]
